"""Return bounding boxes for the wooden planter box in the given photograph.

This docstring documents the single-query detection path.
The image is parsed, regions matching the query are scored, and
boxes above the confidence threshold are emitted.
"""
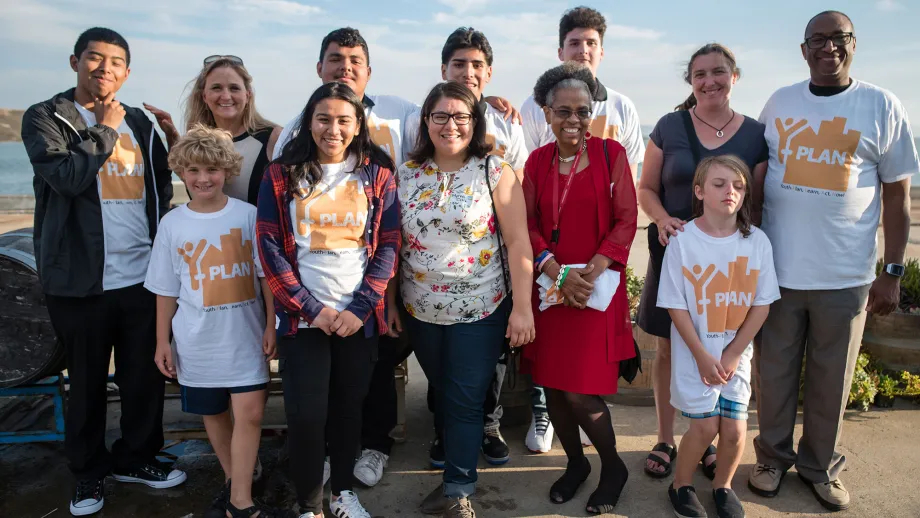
[863,312,920,373]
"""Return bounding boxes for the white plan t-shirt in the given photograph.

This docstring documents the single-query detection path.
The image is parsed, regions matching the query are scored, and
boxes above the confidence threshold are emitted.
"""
[144,198,269,388]
[759,80,919,290]
[75,102,151,290]
[290,155,369,327]
[274,94,420,166]
[657,221,780,413]
[405,101,528,172]
[521,78,646,167]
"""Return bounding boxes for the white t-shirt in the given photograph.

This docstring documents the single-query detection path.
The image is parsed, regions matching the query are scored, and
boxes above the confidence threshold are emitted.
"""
[75,102,151,290]
[144,198,269,388]
[405,102,528,172]
[290,155,369,327]
[521,79,646,167]
[759,80,919,290]
[274,94,420,166]
[657,221,780,413]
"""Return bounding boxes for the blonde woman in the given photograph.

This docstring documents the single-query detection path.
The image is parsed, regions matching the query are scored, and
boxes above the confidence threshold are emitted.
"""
[145,55,281,205]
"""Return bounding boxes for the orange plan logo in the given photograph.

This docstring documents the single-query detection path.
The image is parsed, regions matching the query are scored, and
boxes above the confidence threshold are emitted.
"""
[588,115,620,141]
[367,120,396,162]
[682,256,759,333]
[774,116,861,192]
[177,228,256,307]
[98,133,145,199]
[294,180,367,251]
[485,133,507,159]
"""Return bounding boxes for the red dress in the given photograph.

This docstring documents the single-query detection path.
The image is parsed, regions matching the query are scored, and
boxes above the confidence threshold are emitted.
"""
[522,136,638,395]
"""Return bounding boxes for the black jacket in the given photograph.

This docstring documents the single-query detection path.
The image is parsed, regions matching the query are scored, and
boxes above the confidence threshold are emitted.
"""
[21,88,173,297]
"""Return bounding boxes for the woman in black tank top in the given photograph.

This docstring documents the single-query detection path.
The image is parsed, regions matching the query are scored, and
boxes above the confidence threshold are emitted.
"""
[144,55,281,206]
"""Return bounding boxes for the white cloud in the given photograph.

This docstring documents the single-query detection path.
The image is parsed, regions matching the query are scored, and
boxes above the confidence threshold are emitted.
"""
[436,0,493,14]
[229,0,323,16]
[876,0,905,11]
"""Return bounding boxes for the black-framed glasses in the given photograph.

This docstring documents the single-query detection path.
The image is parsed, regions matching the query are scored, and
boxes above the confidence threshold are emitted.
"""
[203,55,244,66]
[548,107,592,121]
[803,33,854,49]
[428,112,473,125]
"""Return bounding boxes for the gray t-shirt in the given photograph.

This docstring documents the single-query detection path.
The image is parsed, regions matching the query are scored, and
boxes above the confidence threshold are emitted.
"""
[650,111,768,220]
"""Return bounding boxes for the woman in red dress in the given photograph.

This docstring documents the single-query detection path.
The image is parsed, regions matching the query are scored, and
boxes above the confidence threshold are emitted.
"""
[522,62,638,514]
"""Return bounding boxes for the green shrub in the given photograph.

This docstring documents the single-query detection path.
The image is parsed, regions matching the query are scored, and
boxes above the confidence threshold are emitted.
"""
[848,352,877,411]
[899,371,920,396]
[877,374,898,397]
[626,266,644,319]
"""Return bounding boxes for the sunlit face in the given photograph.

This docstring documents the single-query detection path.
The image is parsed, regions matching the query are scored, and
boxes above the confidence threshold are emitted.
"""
[695,164,747,217]
[203,66,250,123]
[427,96,474,159]
[801,13,856,84]
[310,98,360,162]
[543,86,592,149]
[181,162,230,201]
[317,43,371,99]
[690,52,737,109]
[442,48,492,99]
[558,28,604,76]
[70,41,130,100]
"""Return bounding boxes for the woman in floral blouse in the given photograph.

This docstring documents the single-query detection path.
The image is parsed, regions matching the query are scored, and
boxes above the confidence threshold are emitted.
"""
[390,81,534,518]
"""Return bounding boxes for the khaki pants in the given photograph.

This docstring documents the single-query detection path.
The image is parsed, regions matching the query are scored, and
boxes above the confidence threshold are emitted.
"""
[752,284,870,483]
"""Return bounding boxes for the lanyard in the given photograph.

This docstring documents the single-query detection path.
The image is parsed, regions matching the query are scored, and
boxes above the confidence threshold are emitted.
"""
[550,141,586,248]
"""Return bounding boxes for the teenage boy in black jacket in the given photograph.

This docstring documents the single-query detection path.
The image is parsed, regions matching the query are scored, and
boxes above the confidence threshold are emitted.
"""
[21,27,183,517]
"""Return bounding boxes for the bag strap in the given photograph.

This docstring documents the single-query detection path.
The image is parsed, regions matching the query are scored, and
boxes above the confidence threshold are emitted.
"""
[680,110,702,165]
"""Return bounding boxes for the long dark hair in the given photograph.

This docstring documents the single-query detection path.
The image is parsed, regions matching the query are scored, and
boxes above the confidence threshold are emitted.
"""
[275,81,394,195]
[408,81,490,164]
[675,43,740,111]
[691,155,753,237]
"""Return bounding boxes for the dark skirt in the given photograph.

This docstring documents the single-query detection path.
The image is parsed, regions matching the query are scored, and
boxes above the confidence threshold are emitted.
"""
[637,223,672,339]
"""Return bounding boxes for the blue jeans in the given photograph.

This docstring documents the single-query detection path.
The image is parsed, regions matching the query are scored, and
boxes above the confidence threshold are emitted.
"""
[408,299,509,498]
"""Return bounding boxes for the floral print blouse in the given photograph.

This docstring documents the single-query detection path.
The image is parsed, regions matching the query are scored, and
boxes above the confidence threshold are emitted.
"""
[397,155,508,324]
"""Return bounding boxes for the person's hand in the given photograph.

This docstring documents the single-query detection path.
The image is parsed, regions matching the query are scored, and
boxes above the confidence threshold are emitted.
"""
[695,350,728,386]
[262,326,277,361]
[506,306,536,347]
[720,347,743,381]
[560,264,595,309]
[867,273,900,316]
[330,309,363,337]
[484,96,522,125]
[143,103,180,148]
[312,307,340,335]
[386,306,403,338]
[94,92,125,131]
[154,341,176,379]
[656,216,687,247]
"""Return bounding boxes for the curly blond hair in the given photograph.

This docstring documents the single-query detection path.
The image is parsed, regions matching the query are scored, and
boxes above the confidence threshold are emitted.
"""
[168,124,243,178]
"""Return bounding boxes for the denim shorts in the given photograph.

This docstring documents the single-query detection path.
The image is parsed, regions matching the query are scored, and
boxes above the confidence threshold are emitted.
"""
[681,395,748,421]
[180,383,267,416]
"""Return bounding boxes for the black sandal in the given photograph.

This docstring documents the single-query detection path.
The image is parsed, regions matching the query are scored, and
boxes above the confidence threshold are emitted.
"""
[644,442,677,479]
[700,444,717,481]
[549,456,591,504]
[226,501,285,518]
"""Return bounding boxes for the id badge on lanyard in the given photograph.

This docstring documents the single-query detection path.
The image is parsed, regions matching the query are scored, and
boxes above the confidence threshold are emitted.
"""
[550,142,586,250]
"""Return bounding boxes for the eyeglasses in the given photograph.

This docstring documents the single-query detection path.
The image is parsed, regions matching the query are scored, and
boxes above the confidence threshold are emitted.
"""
[803,33,854,49]
[428,112,473,126]
[203,55,244,66]
[548,107,592,121]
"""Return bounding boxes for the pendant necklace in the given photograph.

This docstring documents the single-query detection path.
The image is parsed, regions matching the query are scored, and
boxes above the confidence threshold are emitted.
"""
[692,107,735,138]
[558,138,588,163]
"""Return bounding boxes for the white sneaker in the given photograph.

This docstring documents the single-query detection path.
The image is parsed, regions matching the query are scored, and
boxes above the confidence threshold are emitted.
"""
[298,514,318,518]
[580,426,593,447]
[353,448,388,487]
[323,456,331,487]
[330,489,371,518]
[525,413,554,453]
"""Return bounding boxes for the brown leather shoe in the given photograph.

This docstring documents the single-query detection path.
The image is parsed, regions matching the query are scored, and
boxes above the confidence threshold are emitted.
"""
[420,484,450,515]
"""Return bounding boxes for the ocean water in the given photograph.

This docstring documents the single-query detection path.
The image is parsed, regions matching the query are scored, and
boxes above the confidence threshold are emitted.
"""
[2,138,919,195]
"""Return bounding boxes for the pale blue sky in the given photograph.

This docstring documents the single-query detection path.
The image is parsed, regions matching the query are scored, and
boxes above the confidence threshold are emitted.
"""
[1,0,917,132]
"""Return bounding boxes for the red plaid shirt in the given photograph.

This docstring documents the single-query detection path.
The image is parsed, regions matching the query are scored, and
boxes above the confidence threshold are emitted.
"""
[256,160,400,337]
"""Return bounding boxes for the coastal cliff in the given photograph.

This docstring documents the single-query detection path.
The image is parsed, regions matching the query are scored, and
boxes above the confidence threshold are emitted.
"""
[0,109,24,142]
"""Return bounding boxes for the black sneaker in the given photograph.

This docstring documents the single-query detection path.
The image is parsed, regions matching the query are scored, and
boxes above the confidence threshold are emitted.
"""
[429,436,445,469]
[713,488,745,518]
[70,478,105,516]
[669,484,707,518]
[204,479,231,518]
[481,428,510,465]
[112,460,188,489]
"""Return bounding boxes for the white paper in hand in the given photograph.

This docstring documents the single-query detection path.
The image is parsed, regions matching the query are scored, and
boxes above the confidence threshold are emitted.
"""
[536,263,620,312]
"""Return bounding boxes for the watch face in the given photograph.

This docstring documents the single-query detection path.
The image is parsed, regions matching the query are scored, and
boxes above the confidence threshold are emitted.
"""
[887,264,905,277]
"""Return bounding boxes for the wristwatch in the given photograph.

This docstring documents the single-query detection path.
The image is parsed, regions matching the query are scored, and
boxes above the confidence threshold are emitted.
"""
[884,263,905,278]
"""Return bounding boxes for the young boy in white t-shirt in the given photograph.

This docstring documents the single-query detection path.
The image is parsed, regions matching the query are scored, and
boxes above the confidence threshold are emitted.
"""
[144,125,282,518]
[657,155,780,518]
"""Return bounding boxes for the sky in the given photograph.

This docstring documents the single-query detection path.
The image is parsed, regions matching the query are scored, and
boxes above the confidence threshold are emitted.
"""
[1,0,918,134]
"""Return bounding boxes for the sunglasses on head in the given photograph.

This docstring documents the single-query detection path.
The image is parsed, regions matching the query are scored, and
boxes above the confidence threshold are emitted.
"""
[203,55,244,66]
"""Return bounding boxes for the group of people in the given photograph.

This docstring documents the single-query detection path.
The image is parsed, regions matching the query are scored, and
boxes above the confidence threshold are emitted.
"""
[19,5,916,518]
